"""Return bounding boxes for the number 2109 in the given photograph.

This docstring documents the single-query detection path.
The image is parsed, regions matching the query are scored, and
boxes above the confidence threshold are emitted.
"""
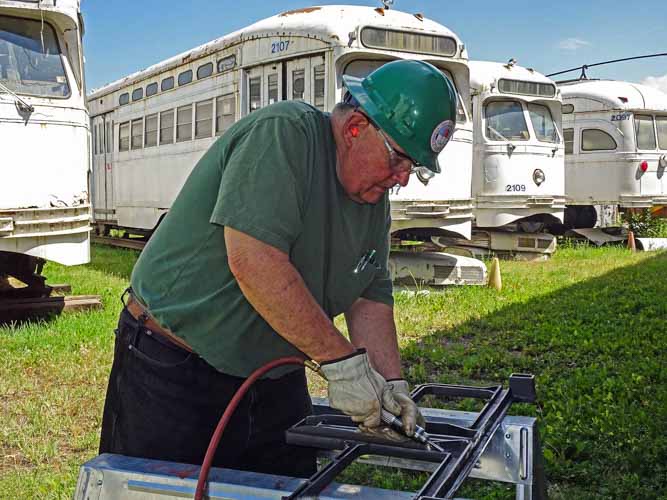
[506,184,526,192]
[271,41,290,53]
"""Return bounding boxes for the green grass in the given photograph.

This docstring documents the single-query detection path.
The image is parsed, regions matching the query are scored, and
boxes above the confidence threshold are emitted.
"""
[1,244,666,499]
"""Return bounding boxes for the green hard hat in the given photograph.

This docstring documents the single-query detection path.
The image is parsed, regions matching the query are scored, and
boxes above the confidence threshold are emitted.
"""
[342,59,458,173]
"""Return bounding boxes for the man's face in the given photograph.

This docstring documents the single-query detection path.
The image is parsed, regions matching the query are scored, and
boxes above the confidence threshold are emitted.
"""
[338,114,414,204]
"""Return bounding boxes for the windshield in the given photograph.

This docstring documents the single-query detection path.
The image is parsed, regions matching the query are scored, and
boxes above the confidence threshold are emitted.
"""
[635,114,656,150]
[656,116,667,150]
[485,100,529,141]
[0,15,70,98]
[527,103,559,143]
[343,59,468,123]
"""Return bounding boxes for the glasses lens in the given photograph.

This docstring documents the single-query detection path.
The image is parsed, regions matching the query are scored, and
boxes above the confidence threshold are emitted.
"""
[376,128,415,174]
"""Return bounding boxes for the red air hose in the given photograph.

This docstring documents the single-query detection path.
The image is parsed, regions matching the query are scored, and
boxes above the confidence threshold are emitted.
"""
[194,356,306,500]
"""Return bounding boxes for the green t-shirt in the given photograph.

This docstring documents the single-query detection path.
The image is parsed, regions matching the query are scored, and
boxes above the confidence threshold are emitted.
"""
[131,101,393,378]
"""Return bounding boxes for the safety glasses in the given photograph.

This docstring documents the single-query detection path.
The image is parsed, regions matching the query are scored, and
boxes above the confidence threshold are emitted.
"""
[353,108,423,175]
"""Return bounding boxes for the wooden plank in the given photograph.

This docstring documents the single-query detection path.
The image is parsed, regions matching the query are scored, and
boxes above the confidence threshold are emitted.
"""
[0,295,102,323]
[49,283,72,294]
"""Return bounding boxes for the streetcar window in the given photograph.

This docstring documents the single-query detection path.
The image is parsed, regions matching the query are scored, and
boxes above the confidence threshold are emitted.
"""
[528,103,559,143]
[360,28,456,57]
[563,128,574,155]
[216,94,236,135]
[268,74,279,105]
[562,104,574,114]
[98,124,103,154]
[176,104,193,141]
[249,76,261,112]
[292,70,304,101]
[197,62,213,80]
[635,114,656,150]
[313,65,325,111]
[119,93,129,106]
[498,79,556,98]
[146,82,158,97]
[107,121,113,153]
[484,100,529,141]
[581,129,617,151]
[178,70,193,86]
[441,69,467,123]
[195,99,213,139]
[217,55,236,73]
[119,122,130,151]
[656,116,667,150]
[0,15,70,98]
[159,109,174,145]
[145,113,158,147]
[132,88,143,101]
[131,118,143,149]
[161,77,174,92]
[343,59,386,78]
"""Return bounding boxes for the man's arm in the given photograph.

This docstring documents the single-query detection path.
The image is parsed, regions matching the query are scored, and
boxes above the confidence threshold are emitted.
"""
[345,297,402,380]
[224,226,355,363]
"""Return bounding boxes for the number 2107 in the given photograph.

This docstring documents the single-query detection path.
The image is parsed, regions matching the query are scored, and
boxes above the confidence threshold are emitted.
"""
[271,41,290,53]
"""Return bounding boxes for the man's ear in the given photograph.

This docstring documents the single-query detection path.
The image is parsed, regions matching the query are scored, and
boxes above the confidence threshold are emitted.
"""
[343,111,370,144]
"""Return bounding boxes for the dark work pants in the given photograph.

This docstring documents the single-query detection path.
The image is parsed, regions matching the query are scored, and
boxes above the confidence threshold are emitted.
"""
[99,307,316,477]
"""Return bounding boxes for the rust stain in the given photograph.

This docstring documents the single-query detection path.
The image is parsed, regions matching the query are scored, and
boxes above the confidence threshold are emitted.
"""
[279,7,321,16]
[182,54,192,63]
[147,462,200,479]
[374,7,385,16]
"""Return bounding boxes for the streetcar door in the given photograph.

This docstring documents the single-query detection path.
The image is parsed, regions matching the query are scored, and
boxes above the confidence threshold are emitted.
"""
[286,55,326,110]
[91,113,115,226]
[103,114,114,223]
[243,63,283,116]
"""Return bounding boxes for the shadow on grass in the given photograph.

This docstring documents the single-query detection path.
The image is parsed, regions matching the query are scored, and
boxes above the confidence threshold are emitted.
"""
[400,252,667,499]
[86,244,140,282]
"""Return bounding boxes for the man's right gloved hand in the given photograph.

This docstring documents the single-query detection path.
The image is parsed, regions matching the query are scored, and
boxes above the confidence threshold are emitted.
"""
[319,349,401,428]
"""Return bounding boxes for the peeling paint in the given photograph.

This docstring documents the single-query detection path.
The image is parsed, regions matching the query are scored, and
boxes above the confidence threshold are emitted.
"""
[279,7,321,17]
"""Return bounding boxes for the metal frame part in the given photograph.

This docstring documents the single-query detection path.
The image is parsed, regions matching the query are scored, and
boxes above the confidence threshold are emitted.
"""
[286,374,544,500]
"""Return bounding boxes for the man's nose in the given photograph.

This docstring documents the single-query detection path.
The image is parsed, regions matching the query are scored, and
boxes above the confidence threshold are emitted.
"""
[393,170,410,187]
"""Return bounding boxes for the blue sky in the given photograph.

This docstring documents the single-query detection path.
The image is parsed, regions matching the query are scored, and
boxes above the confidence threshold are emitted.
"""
[82,0,667,93]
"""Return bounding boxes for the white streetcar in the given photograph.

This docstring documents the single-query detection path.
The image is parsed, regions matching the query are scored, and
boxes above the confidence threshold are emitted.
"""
[0,0,90,297]
[87,4,484,285]
[438,60,564,258]
[559,79,667,228]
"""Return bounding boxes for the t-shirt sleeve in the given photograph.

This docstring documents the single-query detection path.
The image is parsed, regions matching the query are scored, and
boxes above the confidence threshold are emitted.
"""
[210,117,310,254]
[361,201,394,307]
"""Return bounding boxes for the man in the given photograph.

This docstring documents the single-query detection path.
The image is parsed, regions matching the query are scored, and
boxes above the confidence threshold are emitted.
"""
[99,59,458,477]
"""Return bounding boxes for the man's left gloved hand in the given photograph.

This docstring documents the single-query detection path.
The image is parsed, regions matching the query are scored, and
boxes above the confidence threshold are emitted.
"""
[387,379,426,437]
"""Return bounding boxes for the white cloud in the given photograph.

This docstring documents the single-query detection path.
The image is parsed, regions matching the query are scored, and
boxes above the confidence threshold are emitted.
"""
[641,74,667,94]
[557,38,591,51]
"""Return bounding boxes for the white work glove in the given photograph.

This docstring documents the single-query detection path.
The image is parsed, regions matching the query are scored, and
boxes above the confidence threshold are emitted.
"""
[387,379,426,437]
[319,349,401,429]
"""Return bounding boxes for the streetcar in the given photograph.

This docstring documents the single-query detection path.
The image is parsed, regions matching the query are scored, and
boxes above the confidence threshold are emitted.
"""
[0,0,90,298]
[559,79,667,228]
[87,5,474,244]
[438,60,564,257]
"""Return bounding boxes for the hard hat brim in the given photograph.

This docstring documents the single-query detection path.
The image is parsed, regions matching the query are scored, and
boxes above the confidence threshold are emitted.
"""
[342,74,441,174]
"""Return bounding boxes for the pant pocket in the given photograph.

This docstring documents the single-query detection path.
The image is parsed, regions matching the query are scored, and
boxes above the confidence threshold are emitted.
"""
[128,329,194,369]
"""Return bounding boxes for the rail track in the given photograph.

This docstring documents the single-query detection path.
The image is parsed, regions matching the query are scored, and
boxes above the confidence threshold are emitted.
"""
[92,235,147,251]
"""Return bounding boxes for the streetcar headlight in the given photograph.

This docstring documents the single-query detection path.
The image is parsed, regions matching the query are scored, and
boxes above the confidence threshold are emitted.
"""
[533,169,545,186]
